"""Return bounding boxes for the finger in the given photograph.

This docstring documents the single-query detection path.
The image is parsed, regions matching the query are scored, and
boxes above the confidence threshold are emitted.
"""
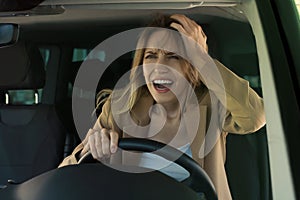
[109,130,119,153]
[92,130,104,159]
[100,128,111,157]
[82,128,96,146]
[88,133,99,159]
[170,14,197,33]
[200,28,207,40]
[81,128,99,156]
[171,14,206,39]
[171,17,208,53]
[81,128,98,158]
[170,19,201,42]
[170,14,189,24]
[81,143,90,156]
[170,22,189,35]
[171,14,197,27]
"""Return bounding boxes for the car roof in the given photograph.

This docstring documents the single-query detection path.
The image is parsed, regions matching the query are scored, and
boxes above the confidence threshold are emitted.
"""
[0,0,248,47]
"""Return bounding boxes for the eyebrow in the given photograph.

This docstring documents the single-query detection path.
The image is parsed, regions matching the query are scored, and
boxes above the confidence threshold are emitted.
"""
[164,51,176,56]
[144,50,157,54]
[144,49,176,55]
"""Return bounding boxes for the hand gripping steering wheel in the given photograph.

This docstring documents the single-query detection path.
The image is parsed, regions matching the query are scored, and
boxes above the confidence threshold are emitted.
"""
[79,138,218,200]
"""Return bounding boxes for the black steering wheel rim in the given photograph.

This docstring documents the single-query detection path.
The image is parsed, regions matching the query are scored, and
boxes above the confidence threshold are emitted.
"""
[81,138,217,200]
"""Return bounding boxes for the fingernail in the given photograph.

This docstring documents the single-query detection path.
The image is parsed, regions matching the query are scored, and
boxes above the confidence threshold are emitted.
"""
[111,146,117,153]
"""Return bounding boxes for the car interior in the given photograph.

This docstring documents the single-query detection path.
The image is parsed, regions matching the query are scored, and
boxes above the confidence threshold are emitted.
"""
[0,1,272,199]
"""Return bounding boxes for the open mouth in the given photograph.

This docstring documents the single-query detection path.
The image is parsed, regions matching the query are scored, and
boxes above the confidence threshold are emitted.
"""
[153,79,173,93]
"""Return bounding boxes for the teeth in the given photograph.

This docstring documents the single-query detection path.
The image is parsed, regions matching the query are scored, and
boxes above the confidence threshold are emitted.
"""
[153,80,173,85]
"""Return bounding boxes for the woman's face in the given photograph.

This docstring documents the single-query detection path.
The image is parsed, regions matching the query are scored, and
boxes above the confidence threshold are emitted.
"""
[142,30,190,106]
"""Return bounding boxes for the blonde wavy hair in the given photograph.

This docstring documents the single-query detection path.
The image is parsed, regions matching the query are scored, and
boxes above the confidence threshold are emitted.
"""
[128,14,202,110]
[96,14,203,113]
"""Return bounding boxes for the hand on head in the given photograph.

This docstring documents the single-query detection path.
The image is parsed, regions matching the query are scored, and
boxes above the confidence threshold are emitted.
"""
[170,14,208,53]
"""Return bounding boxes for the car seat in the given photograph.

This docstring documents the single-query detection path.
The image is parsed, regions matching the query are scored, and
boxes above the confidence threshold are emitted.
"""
[0,42,66,186]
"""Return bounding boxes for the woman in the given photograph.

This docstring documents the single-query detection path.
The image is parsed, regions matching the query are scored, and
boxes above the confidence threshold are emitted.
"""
[59,14,266,200]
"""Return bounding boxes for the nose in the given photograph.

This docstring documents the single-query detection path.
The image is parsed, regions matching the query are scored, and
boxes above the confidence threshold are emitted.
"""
[154,64,169,73]
[153,56,169,73]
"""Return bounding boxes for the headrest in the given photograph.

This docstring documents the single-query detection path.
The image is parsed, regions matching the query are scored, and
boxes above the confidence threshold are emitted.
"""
[0,42,45,90]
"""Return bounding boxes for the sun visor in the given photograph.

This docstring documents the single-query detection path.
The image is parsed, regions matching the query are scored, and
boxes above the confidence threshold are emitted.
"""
[0,42,45,90]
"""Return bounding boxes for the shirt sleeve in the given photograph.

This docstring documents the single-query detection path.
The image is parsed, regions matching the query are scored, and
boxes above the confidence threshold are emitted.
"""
[58,143,84,168]
[208,59,266,134]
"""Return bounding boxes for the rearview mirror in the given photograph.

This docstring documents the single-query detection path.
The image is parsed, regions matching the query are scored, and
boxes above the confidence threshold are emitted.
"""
[0,24,19,47]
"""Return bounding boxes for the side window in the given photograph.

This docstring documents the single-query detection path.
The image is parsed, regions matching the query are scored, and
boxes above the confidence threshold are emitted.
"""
[228,53,262,96]
[39,48,50,68]
[72,48,90,62]
[6,90,42,105]
[72,48,106,62]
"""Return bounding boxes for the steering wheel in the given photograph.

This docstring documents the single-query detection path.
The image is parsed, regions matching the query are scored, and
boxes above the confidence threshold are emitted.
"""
[79,138,217,200]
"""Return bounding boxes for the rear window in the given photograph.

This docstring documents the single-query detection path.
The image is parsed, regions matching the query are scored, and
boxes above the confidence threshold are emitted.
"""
[6,89,42,105]
[72,48,106,62]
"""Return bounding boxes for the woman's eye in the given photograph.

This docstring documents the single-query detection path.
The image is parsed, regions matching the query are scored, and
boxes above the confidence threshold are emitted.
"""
[145,54,157,59]
[169,55,179,60]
